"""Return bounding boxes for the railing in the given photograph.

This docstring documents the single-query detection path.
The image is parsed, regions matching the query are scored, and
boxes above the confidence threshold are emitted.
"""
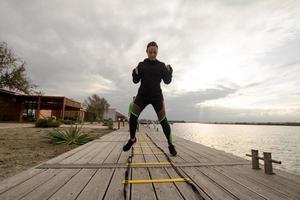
[246,149,282,175]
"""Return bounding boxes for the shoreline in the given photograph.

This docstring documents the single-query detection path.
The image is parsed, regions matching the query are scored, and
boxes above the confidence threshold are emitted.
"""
[169,121,300,127]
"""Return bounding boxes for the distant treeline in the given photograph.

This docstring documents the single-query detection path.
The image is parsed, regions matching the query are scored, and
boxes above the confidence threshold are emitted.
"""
[143,120,300,126]
[169,121,300,126]
[208,122,300,126]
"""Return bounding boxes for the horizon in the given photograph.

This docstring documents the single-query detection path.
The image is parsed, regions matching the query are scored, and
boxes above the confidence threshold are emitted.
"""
[1,0,300,122]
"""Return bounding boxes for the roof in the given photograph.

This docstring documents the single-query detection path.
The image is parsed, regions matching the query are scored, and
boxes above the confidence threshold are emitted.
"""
[0,88,81,108]
[0,88,16,95]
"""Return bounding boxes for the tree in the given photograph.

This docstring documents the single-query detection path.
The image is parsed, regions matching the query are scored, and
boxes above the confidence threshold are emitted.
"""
[0,42,39,94]
[83,94,110,122]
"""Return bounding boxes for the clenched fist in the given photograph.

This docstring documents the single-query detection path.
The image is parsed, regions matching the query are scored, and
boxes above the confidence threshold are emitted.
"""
[166,64,172,72]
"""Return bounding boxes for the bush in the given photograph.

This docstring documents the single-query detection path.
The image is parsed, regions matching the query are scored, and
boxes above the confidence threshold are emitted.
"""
[102,118,114,129]
[35,118,61,128]
[43,125,94,145]
[62,119,75,124]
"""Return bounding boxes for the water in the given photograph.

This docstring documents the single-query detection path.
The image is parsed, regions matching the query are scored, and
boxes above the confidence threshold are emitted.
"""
[166,123,300,175]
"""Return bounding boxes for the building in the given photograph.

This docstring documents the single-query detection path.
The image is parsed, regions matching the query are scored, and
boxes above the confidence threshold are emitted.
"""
[103,108,127,121]
[0,88,85,122]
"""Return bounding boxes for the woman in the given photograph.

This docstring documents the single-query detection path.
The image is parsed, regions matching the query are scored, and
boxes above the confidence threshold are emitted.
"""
[123,41,177,156]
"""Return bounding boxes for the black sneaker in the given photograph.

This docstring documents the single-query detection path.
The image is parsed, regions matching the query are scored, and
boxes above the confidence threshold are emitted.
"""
[168,144,177,156]
[123,137,136,151]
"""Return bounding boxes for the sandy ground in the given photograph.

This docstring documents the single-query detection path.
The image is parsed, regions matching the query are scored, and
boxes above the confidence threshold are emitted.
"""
[0,126,115,182]
[0,122,123,129]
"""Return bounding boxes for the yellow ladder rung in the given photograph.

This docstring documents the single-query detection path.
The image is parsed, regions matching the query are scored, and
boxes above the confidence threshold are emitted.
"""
[127,162,174,166]
[122,178,190,184]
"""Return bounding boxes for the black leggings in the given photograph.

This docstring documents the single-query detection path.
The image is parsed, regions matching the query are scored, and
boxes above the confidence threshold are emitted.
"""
[129,96,173,145]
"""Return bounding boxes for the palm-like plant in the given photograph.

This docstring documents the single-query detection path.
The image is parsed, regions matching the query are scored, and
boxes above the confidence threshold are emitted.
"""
[44,125,94,145]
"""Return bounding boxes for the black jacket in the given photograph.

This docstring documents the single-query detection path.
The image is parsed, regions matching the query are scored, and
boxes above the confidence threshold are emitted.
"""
[132,58,173,100]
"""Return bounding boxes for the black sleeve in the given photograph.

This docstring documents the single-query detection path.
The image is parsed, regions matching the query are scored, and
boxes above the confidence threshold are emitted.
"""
[162,63,173,84]
[132,62,142,84]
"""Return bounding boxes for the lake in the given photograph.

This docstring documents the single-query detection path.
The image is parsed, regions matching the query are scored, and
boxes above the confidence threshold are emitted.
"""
[162,123,300,175]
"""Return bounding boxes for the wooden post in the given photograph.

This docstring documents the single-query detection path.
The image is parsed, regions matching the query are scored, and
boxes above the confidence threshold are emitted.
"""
[252,149,260,169]
[19,101,24,121]
[122,119,125,126]
[246,149,260,170]
[263,152,274,174]
[61,98,66,120]
[118,118,120,129]
[36,96,41,120]
[157,127,159,132]
[247,150,281,174]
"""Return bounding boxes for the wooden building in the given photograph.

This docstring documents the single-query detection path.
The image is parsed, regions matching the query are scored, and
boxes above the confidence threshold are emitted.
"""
[0,88,85,122]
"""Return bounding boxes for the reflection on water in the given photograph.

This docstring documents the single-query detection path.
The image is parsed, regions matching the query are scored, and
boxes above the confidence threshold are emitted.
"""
[167,123,300,175]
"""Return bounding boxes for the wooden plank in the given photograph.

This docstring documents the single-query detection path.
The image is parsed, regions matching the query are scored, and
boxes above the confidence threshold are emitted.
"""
[103,168,128,199]
[103,141,124,163]
[74,142,110,164]
[183,167,237,200]
[147,168,184,199]
[175,142,212,163]
[146,131,215,162]
[36,161,249,169]
[272,168,300,185]
[102,139,130,200]
[45,142,95,164]
[153,141,200,163]
[148,130,244,162]
[47,169,97,200]
[146,129,240,200]
[0,169,64,200]
[89,141,119,164]
[165,167,208,200]
[150,142,207,200]
[0,126,298,200]
[225,165,300,199]
[131,134,157,200]
[36,163,126,169]
[116,138,132,164]
[213,166,292,200]
[172,139,240,163]
[59,142,101,164]
[19,169,80,200]
[44,132,117,164]
[143,141,184,200]
[61,136,125,200]
[75,169,115,200]
[197,167,266,199]
[0,168,45,194]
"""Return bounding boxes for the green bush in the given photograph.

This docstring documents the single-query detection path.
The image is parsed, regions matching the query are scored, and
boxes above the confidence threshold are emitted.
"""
[102,118,114,129]
[102,119,109,126]
[43,125,94,145]
[35,118,61,128]
[62,119,74,124]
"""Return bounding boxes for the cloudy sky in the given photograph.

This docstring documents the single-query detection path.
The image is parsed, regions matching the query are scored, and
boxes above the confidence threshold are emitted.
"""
[1,0,300,122]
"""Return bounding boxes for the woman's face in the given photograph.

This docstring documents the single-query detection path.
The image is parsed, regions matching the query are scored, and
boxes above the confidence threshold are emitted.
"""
[146,46,158,60]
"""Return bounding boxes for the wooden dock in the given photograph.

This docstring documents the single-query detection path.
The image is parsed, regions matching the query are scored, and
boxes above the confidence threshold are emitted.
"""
[0,125,299,200]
